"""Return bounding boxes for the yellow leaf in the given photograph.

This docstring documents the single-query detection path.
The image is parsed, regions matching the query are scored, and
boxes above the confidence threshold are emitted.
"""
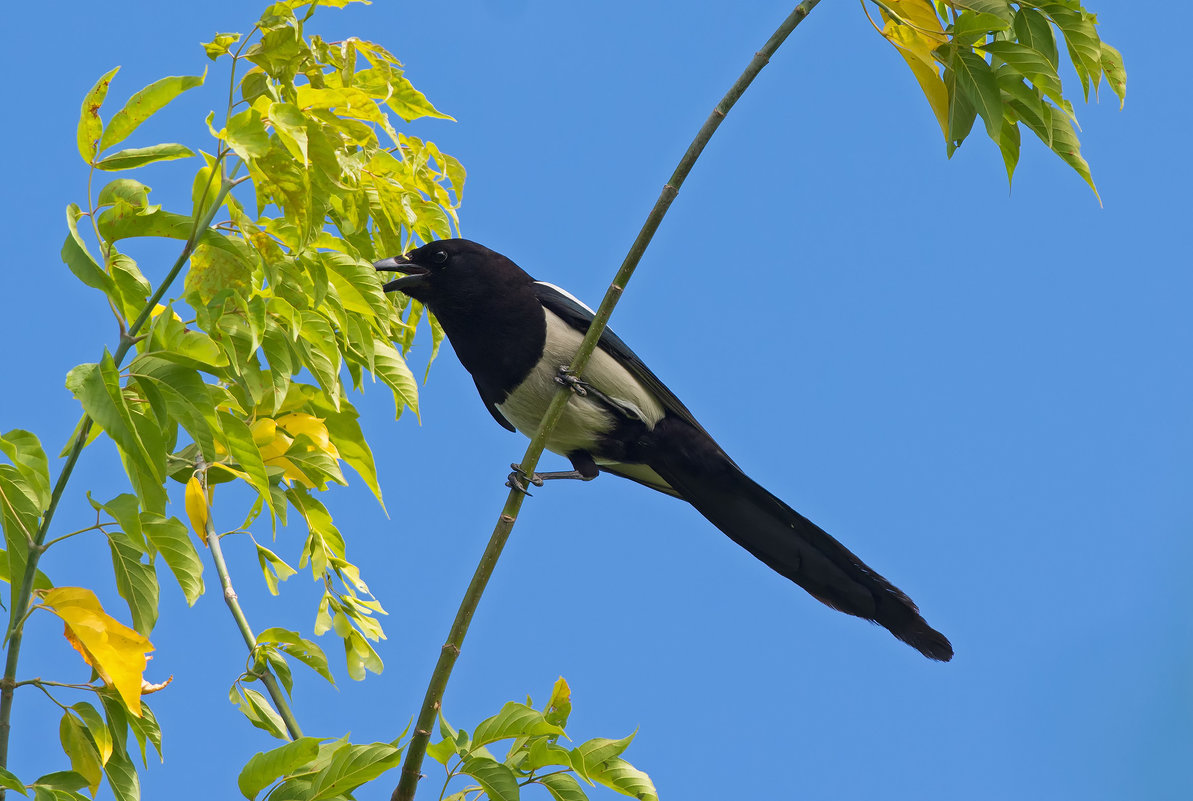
[882,20,950,138]
[41,587,153,716]
[258,430,294,463]
[249,418,278,447]
[185,474,209,539]
[275,413,338,457]
[880,0,946,37]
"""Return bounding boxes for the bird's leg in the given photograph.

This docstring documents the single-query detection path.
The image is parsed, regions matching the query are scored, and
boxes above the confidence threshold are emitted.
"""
[507,452,600,491]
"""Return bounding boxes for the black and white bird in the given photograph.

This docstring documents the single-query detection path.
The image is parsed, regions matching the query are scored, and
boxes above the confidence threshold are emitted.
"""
[376,239,953,661]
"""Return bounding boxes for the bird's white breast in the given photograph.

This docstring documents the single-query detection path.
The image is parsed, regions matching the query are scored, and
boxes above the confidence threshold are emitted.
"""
[496,307,664,456]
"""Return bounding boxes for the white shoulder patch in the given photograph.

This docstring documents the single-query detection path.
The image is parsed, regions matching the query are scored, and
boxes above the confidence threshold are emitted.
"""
[535,281,596,315]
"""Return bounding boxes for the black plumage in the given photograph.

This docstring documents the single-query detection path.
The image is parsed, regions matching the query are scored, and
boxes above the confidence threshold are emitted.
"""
[375,238,953,661]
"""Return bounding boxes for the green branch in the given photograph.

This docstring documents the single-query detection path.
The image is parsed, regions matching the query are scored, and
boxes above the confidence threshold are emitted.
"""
[390,3,823,799]
[200,471,303,741]
[0,167,236,777]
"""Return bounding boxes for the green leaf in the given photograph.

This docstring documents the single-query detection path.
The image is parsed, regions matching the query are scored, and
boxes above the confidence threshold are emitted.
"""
[587,757,657,801]
[95,143,195,172]
[254,541,297,595]
[945,46,1003,139]
[217,411,277,517]
[98,72,206,153]
[224,108,272,161]
[342,629,383,681]
[1100,43,1126,109]
[1044,101,1099,202]
[110,254,153,321]
[127,355,220,463]
[107,528,160,635]
[125,700,162,766]
[77,66,121,163]
[30,772,88,792]
[574,733,635,768]
[997,110,1021,186]
[524,739,574,772]
[62,204,117,299]
[238,737,321,800]
[307,741,403,801]
[67,354,167,512]
[102,747,139,801]
[942,66,976,155]
[0,766,27,795]
[982,41,1064,105]
[0,466,42,621]
[270,102,310,164]
[371,338,419,419]
[184,239,254,304]
[59,712,103,796]
[461,756,519,801]
[539,773,589,801]
[69,702,113,766]
[141,515,204,605]
[950,0,1012,23]
[203,33,242,61]
[0,430,51,509]
[317,401,383,507]
[232,686,289,740]
[1041,5,1102,100]
[256,627,334,684]
[425,737,457,767]
[97,206,195,244]
[472,703,565,748]
[949,12,1009,46]
[0,549,52,591]
[1012,7,1059,70]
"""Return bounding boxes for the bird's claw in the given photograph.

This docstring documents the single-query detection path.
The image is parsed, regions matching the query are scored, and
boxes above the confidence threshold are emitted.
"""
[506,464,544,495]
[555,367,588,396]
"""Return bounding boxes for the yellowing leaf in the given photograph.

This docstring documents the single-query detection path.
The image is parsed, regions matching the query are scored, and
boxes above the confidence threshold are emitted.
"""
[41,587,154,716]
[185,474,209,539]
[881,16,950,139]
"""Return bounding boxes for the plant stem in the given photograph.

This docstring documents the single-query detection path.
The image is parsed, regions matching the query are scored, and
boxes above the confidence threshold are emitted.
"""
[0,171,236,778]
[391,3,822,799]
[201,475,303,741]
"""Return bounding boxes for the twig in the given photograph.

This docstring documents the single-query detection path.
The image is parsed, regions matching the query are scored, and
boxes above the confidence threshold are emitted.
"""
[200,470,303,741]
[391,3,824,799]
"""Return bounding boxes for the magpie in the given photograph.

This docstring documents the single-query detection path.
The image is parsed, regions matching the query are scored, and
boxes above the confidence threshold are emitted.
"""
[375,239,953,661]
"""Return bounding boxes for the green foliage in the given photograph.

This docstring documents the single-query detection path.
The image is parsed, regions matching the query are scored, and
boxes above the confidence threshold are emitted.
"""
[1,0,466,797]
[869,0,1125,196]
[427,679,658,801]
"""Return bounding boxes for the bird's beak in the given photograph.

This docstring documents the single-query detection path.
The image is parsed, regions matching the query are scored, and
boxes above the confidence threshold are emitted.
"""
[374,254,430,294]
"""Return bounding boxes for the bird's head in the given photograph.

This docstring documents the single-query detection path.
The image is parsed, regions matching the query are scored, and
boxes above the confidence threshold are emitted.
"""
[374,239,531,312]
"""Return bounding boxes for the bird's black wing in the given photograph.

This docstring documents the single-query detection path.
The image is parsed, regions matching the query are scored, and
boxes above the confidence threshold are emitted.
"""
[530,282,710,436]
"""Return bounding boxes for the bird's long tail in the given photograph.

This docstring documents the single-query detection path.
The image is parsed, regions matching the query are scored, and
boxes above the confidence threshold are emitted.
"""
[642,418,953,661]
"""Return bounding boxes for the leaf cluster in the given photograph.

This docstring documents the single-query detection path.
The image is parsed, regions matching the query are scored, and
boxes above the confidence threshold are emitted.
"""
[426,679,657,801]
[870,0,1125,196]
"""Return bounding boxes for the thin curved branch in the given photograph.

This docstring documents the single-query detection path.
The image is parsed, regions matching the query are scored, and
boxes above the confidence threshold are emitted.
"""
[391,3,824,799]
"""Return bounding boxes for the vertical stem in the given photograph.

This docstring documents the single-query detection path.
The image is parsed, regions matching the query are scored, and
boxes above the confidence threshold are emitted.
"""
[392,3,823,799]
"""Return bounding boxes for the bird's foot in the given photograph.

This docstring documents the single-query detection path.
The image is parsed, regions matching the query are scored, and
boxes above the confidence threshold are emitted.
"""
[555,367,589,396]
[506,464,545,496]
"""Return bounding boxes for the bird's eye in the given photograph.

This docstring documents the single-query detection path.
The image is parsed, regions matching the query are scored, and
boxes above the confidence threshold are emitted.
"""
[432,250,448,265]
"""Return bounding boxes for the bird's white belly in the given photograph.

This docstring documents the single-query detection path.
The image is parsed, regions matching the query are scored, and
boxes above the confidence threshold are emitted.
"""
[496,308,664,456]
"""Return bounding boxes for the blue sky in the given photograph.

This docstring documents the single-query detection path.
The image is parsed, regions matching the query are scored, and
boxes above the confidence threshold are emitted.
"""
[1,1,1189,799]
